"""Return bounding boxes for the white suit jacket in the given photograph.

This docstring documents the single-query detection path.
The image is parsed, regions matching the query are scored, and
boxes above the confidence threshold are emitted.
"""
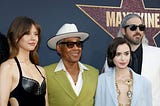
[103,45,160,106]
[95,67,152,106]
[141,45,160,106]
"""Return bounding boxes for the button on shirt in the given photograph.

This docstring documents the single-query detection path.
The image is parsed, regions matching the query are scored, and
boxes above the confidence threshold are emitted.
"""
[54,59,89,96]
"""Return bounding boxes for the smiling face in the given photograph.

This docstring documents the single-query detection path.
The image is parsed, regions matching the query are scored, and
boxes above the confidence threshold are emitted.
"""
[122,17,145,45]
[113,43,131,69]
[56,37,82,64]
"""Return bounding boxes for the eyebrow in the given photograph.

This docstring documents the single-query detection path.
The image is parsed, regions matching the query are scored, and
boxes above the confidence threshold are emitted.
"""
[116,50,130,53]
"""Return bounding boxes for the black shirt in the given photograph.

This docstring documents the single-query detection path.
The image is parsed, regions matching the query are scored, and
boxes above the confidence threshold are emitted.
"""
[129,44,143,74]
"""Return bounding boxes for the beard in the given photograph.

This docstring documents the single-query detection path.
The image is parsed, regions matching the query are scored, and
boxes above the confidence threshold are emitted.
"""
[124,33,143,45]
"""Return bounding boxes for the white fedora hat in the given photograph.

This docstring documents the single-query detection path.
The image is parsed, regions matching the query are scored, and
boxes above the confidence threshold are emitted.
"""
[47,23,89,49]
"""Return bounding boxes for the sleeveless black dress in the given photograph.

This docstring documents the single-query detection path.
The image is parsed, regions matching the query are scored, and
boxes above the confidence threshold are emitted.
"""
[8,57,46,106]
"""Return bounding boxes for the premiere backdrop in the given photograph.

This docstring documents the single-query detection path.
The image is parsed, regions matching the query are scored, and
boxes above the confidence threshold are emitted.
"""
[0,0,160,72]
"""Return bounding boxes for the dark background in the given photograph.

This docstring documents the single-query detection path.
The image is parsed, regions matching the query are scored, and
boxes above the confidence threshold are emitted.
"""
[0,0,160,72]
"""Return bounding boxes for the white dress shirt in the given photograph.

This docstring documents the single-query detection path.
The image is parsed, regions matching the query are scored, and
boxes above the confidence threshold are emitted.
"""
[54,59,88,96]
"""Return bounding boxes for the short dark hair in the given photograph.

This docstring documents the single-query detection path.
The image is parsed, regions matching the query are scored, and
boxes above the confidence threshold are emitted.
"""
[107,37,131,67]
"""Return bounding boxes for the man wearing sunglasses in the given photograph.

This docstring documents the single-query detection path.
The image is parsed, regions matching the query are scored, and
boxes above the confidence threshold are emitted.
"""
[103,14,160,106]
[44,23,99,106]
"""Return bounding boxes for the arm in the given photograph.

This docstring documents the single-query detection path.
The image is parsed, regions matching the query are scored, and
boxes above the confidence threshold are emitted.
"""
[45,80,49,106]
[145,79,152,106]
[44,72,49,106]
[95,77,104,106]
[0,62,13,106]
[38,66,49,106]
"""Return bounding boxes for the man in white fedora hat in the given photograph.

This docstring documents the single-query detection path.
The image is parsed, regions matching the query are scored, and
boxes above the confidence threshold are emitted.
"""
[44,23,99,106]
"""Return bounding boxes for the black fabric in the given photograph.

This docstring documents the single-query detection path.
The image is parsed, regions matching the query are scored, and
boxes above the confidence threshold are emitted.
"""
[8,57,46,106]
[0,33,9,64]
[129,44,143,74]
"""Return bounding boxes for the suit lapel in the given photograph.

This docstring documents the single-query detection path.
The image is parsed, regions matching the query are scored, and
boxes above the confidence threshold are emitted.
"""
[130,71,140,105]
[107,69,118,105]
[54,70,76,99]
[74,70,89,103]
[141,45,146,75]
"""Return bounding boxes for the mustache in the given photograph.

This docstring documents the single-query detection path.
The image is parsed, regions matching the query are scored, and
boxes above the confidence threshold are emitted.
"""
[133,32,141,36]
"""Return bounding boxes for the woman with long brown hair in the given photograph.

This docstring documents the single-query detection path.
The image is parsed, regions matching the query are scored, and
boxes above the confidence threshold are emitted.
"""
[0,16,48,106]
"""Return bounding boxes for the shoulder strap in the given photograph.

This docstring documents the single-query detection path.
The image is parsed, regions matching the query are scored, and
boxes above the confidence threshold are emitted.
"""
[14,57,22,81]
[35,65,45,78]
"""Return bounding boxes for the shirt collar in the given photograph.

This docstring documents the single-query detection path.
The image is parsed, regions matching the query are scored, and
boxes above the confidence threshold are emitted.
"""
[132,44,142,56]
[54,59,89,72]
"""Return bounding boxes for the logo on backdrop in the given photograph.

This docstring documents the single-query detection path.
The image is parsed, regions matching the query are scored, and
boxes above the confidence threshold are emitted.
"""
[76,0,160,46]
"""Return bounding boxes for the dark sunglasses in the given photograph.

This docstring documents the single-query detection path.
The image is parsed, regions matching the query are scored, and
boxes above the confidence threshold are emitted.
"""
[124,24,145,31]
[58,41,83,48]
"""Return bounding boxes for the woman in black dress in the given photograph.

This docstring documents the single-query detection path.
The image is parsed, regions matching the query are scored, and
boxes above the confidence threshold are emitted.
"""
[0,16,49,106]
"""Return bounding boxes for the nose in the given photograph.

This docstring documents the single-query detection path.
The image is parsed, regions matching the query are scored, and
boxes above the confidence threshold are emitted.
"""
[136,27,142,32]
[31,34,37,39]
[72,44,79,49]
[120,55,125,60]
[136,27,140,32]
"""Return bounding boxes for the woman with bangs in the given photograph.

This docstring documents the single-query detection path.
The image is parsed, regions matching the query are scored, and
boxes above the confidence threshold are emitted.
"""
[95,37,152,106]
[0,16,48,106]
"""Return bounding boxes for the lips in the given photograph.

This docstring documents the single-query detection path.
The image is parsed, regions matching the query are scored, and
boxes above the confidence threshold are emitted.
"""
[133,34,141,39]
[134,33,141,36]
[119,62,127,66]
[28,42,36,46]
[71,52,79,56]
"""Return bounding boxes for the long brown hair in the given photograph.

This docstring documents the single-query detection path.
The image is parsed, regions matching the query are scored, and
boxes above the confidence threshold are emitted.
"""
[7,16,41,64]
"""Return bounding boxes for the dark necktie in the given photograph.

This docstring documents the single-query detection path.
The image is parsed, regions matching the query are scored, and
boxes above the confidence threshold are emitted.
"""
[131,53,139,74]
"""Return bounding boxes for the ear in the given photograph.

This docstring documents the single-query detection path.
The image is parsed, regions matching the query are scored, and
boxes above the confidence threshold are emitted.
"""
[16,38,18,43]
[56,45,61,54]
